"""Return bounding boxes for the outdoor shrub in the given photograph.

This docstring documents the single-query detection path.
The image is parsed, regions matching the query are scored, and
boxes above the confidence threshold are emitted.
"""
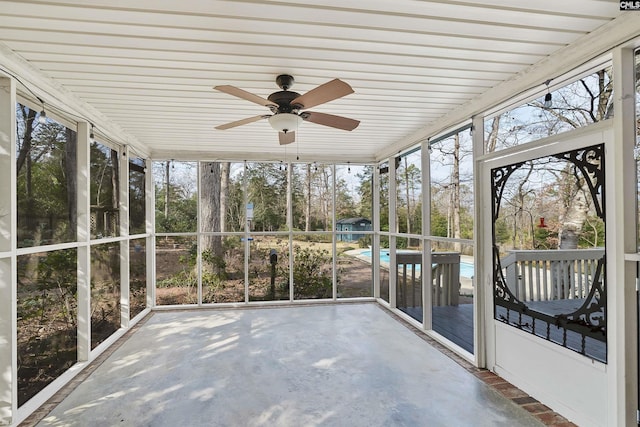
[156,269,197,288]
[358,236,372,248]
[202,249,227,279]
[288,245,332,299]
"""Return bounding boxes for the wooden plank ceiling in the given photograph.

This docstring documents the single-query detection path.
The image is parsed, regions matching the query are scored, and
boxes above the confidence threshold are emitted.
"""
[0,0,624,161]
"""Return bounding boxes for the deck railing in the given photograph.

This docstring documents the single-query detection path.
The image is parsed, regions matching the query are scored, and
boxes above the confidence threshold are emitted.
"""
[501,248,605,302]
[396,251,461,308]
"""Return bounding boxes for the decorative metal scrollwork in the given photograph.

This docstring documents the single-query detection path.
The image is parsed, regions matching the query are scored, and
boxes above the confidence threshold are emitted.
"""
[491,161,525,221]
[552,144,605,220]
[491,143,606,362]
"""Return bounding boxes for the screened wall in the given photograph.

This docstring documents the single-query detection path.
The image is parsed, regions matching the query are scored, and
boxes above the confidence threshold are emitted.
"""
[152,162,375,304]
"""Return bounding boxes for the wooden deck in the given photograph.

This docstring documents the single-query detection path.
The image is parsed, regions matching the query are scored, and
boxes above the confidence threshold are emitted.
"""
[399,304,475,354]
[400,298,606,361]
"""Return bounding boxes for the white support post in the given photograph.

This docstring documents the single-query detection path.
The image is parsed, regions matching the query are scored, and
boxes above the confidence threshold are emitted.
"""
[471,115,486,368]
[332,164,337,300]
[389,156,397,308]
[196,162,202,306]
[421,141,432,330]
[76,122,91,361]
[610,45,638,427]
[0,76,17,426]
[372,164,380,299]
[145,158,155,308]
[120,146,130,328]
[243,161,249,304]
[287,163,294,301]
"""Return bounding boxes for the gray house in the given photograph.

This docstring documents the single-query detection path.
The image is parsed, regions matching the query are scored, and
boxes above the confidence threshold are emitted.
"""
[336,217,372,242]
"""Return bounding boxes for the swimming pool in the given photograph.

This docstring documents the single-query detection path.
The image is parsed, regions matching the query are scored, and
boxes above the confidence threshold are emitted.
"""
[360,250,474,278]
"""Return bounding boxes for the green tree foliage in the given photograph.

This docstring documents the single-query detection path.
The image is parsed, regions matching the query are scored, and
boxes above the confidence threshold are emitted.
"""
[90,142,119,238]
[246,163,288,231]
[154,161,197,233]
[396,158,422,235]
[155,186,197,232]
[356,165,373,219]
[335,177,357,220]
[379,165,390,231]
[430,202,449,237]
[16,105,76,247]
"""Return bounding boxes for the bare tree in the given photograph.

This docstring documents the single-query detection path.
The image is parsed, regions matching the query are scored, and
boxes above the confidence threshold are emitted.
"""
[486,68,613,250]
[305,164,311,232]
[452,134,461,251]
[164,161,170,220]
[201,162,222,273]
[220,162,230,232]
[65,129,77,235]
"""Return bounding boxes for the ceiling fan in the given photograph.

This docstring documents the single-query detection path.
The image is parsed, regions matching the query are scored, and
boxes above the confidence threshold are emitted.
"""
[213,74,359,145]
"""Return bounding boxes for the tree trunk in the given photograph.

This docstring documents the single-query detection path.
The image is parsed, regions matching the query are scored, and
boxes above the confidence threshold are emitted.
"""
[220,162,230,232]
[452,134,461,252]
[16,106,35,174]
[201,162,222,273]
[558,179,589,249]
[284,165,291,231]
[305,164,311,232]
[323,168,330,230]
[485,116,500,153]
[110,148,119,235]
[25,155,35,236]
[404,156,411,236]
[557,72,610,249]
[164,161,170,219]
[64,128,77,237]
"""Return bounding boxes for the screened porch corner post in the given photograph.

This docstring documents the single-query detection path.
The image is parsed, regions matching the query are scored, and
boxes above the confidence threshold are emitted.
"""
[76,122,91,363]
[610,45,638,427]
[388,155,397,309]
[119,145,130,328]
[145,155,155,309]
[0,75,17,426]
[471,113,485,368]
[421,138,432,331]
[372,160,381,300]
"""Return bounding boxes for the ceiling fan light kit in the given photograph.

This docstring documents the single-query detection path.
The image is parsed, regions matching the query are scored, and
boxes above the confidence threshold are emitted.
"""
[268,113,302,133]
[214,74,359,145]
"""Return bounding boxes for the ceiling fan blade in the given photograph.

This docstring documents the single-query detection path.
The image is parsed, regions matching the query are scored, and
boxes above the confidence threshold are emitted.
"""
[279,131,296,145]
[215,115,269,130]
[302,111,360,131]
[290,79,354,109]
[214,85,278,108]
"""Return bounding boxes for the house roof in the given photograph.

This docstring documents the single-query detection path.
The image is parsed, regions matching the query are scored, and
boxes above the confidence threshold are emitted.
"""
[336,217,371,225]
[0,1,633,162]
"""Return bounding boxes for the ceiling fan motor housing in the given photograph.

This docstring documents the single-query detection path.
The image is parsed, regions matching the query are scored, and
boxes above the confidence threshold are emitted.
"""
[268,90,302,113]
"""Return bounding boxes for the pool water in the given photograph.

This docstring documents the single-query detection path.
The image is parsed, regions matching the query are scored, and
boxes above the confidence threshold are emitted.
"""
[360,250,474,278]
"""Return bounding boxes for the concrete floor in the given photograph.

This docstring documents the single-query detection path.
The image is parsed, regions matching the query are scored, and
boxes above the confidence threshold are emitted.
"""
[37,304,542,427]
